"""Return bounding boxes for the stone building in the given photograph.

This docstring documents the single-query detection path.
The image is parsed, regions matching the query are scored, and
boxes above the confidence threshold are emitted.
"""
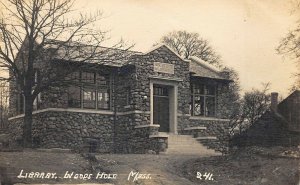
[8,44,232,153]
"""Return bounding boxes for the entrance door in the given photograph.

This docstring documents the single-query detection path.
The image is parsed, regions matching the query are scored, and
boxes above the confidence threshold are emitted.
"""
[153,85,169,132]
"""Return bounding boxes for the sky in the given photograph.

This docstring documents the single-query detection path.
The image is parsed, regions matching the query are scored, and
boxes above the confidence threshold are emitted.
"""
[72,0,299,97]
[0,0,299,97]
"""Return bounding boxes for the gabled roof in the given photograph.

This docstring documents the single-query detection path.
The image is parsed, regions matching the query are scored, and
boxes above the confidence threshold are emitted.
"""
[142,43,189,62]
[50,42,230,81]
[53,43,188,67]
[52,44,141,67]
[278,90,300,106]
[189,56,228,80]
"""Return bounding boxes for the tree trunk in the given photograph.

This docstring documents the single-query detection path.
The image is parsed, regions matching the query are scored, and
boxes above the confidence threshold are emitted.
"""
[23,94,33,148]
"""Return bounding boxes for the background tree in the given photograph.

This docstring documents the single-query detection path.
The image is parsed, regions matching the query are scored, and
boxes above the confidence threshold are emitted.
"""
[241,83,271,124]
[0,0,130,147]
[220,67,241,118]
[159,30,221,67]
[277,0,300,91]
[229,83,271,134]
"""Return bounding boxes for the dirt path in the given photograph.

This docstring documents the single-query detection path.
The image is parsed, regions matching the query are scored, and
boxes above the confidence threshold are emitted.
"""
[0,150,209,185]
[96,154,206,185]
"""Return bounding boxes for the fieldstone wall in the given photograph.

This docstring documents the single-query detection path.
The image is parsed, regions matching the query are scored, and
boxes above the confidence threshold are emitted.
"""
[129,45,191,115]
[8,111,167,153]
[114,113,162,153]
[8,111,115,152]
[131,126,168,154]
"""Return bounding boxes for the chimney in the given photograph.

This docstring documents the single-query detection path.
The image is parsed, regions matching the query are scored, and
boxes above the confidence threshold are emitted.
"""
[271,92,278,112]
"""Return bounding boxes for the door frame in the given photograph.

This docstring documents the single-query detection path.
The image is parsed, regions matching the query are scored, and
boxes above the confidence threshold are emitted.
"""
[150,78,178,134]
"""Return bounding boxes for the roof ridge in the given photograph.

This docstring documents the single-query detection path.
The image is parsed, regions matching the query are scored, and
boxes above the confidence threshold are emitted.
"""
[142,43,189,62]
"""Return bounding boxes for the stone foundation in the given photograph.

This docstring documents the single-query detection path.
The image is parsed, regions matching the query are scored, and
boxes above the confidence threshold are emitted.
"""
[8,109,167,154]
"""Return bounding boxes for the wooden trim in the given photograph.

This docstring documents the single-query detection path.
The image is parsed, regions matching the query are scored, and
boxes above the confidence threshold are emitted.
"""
[189,116,230,122]
[149,75,183,82]
[135,124,160,128]
[8,108,151,121]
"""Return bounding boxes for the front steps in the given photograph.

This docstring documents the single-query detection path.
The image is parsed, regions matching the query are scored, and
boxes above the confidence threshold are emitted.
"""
[163,134,220,155]
[183,125,225,153]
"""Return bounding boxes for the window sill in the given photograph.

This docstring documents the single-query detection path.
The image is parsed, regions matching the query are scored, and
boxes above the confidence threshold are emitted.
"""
[189,116,230,121]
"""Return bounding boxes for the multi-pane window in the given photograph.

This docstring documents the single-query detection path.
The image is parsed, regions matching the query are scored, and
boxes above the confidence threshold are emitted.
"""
[154,85,168,96]
[67,71,110,110]
[191,83,216,117]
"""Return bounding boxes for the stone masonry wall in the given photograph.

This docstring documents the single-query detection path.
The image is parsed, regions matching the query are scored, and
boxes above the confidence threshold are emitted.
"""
[8,111,166,153]
[8,111,115,152]
[129,45,191,116]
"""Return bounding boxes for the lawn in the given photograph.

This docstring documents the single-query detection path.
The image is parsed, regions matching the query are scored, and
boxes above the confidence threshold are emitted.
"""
[181,146,300,185]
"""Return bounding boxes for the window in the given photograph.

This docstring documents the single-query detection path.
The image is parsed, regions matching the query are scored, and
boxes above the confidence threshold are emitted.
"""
[33,93,42,111]
[67,71,110,110]
[154,85,168,96]
[83,87,96,109]
[18,93,24,114]
[98,89,110,109]
[68,85,81,108]
[125,87,131,106]
[191,83,216,117]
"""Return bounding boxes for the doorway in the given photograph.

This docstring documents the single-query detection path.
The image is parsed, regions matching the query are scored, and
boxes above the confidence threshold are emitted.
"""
[153,85,170,132]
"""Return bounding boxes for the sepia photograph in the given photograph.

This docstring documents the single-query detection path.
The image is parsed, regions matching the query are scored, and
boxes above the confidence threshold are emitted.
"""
[0,0,299,184]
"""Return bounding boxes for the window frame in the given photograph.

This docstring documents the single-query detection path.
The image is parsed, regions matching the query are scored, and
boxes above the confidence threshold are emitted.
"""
[191,83,217,117]
[67,71,111,110]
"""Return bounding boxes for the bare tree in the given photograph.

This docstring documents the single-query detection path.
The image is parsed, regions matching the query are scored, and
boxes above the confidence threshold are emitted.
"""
[277,0,300,91]
[0,0,130,147]
[242,83,271,124]
[0,81,9,129]
[277,24,300,60]
[220,67,241,118]
[289,73,300,91]
[159,30,221,67]
[229,83,271,135]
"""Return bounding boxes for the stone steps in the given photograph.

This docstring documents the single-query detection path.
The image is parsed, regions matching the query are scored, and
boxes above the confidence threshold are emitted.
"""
[182,126,226,153]
[164,134,220,155]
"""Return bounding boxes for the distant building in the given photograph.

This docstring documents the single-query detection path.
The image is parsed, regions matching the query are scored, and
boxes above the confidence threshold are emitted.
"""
[278,90,300,132]
[231,91,300,147]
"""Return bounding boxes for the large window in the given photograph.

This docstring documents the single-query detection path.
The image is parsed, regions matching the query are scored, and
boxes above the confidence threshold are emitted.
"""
[68,71,110,110]
[191,83,216,117]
